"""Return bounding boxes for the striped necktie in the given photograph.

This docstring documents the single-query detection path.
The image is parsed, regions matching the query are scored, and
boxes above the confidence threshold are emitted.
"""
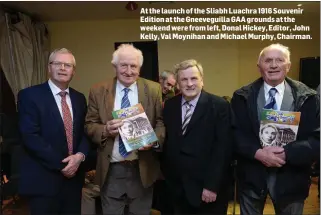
[264,88,278,110]
[182,102,193,135]
[119,88,131,157]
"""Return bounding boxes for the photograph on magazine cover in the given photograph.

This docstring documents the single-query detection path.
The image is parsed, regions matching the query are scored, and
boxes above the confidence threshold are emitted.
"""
[259,109,301,147]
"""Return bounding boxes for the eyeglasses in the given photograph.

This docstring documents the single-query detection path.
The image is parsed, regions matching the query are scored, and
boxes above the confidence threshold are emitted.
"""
[50,61,74,70]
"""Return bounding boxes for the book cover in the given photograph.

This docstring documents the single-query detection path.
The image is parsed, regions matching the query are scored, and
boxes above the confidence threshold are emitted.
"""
[112,103,158,152]
[259,109,301,147]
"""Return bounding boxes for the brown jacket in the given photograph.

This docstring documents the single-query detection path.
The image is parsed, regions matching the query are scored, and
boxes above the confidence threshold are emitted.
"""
[85,77,165,188]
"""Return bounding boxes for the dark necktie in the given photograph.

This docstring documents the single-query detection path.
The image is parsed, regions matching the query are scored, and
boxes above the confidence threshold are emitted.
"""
[264,88,278,110]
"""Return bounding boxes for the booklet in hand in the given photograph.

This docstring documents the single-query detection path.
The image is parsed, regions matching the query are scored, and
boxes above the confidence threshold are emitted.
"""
[112,103,158,152]
[259,109,301,148]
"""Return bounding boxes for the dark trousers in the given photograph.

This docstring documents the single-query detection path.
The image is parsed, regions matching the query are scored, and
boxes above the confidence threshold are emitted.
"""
[239,189,304,215]
[152,179,174,214]
[172,188,228,215]
[28,180,82,215]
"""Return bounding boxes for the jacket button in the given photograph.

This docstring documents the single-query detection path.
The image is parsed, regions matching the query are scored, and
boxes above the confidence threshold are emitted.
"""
[107,154,111,158]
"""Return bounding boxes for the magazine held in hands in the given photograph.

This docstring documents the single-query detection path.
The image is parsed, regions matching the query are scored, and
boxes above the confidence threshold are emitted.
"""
[112,103,158,152]
[259,109,301,147]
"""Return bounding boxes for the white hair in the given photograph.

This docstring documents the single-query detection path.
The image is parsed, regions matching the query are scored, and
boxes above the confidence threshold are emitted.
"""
[257,43,291,64]
[111,44,143,67]
[48,48,76,66]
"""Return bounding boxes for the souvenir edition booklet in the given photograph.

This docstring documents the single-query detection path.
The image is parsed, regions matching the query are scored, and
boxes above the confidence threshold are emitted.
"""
[112,103,158,152]
[259,109,301,147]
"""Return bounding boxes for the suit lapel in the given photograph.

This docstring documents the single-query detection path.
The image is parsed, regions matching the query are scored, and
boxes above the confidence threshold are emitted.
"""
[44,82,65,131]
[280,81,294,111]
[44,82,69,152]
[69,89,78,148]
[104,78,117,122]
[248,82,262,139]
[105,78,148,121]
[137,78,149,111]
[173,94,183,132]
[257,85,265,121]
[184,91,207,136]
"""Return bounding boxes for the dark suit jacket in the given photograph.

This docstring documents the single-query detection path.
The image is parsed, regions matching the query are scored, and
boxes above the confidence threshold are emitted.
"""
[161,90,232,207]
[17,81,89,196]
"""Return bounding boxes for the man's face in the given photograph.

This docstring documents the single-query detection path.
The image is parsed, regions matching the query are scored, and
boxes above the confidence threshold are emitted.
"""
[122,121,134,136]
[48,53,75,85]
[177,66,203,101]
[161,74,176,94]
[115,53,140,87]
[258,48,291,86]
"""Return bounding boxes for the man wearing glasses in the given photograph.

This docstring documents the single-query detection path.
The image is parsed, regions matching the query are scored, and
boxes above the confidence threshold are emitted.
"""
[18,48,89,215]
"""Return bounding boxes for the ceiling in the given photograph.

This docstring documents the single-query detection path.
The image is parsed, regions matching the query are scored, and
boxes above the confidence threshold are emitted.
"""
[0,1,319,22]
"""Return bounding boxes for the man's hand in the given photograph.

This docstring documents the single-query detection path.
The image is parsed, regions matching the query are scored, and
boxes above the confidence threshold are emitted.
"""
[274,151,286,161]
[61,153,84,178]
[255,147,286,167]
[202,189,217,203]
[104,119,123,137]
[138,143,154,151]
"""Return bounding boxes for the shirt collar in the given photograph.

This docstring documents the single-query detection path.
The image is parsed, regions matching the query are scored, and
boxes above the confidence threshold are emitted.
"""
[48,79,70,95]
[181,92,201,107]
[116,80,137,93]
[264,81,285,96]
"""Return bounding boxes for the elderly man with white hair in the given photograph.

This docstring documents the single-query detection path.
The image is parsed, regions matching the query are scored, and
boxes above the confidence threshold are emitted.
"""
[231,43,320,215]
[85,44,165,215]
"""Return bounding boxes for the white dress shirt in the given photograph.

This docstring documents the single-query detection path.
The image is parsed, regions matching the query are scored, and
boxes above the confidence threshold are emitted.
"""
[48,79,86,161]
[264,81,285,111]
[110,80,139,162]
[48,79,73,120]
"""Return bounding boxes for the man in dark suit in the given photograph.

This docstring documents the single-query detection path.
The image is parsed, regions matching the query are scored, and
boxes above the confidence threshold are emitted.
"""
[231,43,320,215]
[161,59,232,214]
[85,44,165,215]
[18,48,89,215]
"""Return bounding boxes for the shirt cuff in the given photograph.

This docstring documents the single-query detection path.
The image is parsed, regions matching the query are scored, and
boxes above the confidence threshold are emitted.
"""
[76,152,86,162]
[152,142,160,149]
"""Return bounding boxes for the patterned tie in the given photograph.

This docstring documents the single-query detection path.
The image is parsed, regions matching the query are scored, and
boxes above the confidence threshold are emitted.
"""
[59,91,73,155]
[264,88,278,110]
[119,88,131,157]
[182,102,193,135]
